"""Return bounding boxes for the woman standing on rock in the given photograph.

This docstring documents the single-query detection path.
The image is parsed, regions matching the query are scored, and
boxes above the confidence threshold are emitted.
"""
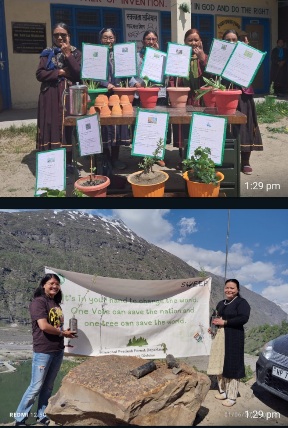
[207,279,250,407]
[14,274,76,426]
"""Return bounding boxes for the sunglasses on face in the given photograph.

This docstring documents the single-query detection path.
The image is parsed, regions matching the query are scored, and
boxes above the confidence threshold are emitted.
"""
[53,33,68,39]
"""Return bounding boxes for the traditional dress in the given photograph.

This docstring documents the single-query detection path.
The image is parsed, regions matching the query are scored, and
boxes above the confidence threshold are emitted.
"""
[270,45,288,95]
[36,46,81,155]
[208,296,250,401]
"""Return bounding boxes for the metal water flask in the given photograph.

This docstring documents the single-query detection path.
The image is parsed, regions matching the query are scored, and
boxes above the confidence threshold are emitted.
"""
[69,315,78,333]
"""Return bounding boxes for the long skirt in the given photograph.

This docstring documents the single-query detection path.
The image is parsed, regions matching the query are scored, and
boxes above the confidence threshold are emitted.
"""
[36,80,73,154]
[236,94,263,153]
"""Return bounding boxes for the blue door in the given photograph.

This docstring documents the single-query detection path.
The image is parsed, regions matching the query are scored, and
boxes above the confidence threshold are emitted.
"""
[0,0,11,111]
[242,17,270,94]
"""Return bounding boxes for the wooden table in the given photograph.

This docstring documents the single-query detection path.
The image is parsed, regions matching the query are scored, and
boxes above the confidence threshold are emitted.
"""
[64,106,247,197]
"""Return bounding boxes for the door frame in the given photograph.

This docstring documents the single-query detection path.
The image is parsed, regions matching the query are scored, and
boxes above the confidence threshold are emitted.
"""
[242,17,270,94]
[0,0,11,110]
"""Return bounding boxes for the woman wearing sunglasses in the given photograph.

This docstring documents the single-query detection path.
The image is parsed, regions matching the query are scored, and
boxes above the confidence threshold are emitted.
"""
[36,22,81,171]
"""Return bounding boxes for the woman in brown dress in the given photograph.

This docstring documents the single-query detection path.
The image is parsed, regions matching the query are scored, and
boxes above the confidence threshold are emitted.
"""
[36,23,81,168]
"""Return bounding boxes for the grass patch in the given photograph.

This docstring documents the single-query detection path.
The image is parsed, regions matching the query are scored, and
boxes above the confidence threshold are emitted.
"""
[266,125,288,134]
[256,100,288,123]
[241,364,254,383]
[0,123,37,139]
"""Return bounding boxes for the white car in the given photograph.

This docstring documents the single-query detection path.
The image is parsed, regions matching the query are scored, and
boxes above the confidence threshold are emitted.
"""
[256,334,288,402]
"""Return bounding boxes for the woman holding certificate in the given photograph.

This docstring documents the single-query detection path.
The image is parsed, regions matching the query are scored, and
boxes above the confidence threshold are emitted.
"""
[222,30,263,175]
[98,28,130,170]
[36,22,82,170]
[171,29,208,168]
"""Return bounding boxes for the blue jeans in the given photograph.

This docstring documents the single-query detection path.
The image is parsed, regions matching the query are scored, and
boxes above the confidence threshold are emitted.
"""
[15,350,64,422]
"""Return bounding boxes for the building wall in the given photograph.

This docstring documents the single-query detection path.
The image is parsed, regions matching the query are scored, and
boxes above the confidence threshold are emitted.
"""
[3,0,278,108]
[4,0,51,108]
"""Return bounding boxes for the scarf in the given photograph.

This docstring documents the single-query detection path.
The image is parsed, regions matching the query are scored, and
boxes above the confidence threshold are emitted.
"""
[40,45,77,70]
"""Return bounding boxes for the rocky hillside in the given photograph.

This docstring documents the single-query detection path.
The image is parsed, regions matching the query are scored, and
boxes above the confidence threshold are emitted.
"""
[0,210,286,329]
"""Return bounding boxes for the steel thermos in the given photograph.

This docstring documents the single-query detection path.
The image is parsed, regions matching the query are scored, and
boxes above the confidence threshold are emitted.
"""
[69,315,78,333]
[63,82,88,116]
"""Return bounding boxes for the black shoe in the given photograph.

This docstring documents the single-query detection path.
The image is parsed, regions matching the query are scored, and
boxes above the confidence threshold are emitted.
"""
[15,421,26,426]
[36,417,50,426]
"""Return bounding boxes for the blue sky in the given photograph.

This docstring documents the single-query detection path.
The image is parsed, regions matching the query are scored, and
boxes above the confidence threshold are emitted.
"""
[1,209,288,313]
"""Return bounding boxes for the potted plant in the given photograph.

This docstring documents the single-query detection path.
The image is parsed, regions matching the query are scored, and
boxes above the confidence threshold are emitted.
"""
[127,138,169,197]
[182,146,224,197]
[195,77,241,114]
[74,155,110,197]
[137,76,160,108]
[37,188,66,197]
[264,82,277,106]
[82,80,108,108]
[112,79,137,103]
[167,78,190,108]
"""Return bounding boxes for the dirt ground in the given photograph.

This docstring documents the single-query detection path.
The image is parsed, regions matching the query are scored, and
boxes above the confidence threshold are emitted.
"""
[0,114,287,197]
[1,324,288,426]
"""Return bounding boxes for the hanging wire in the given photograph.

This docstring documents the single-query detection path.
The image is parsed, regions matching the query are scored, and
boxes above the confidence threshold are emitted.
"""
[224,209,231,291]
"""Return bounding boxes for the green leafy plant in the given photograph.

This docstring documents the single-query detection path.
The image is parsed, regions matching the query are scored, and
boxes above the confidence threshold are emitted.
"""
[37,188,66,197]
[142,75,163,88]
[182,146,219,185]
[82,79,100,90]
[195,76,226,101]
[138,138,164,174]
[179,2,191,13]
[73,188,88,197]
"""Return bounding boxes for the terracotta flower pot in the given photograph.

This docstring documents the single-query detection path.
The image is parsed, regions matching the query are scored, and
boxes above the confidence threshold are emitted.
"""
[87,88,108,108]
[182,171,224,197]
[214,89,242,115]
[100,105,111,117]
[167,87,190,108]
[74,175,110,197]
[137,87,160,108]
[200,86,217,107]
[113,87,137,103]
[111,104,122,116]
[122,103,133,115]
[95,94,108,107]
[127,170,169,197]
[108,94,120,106]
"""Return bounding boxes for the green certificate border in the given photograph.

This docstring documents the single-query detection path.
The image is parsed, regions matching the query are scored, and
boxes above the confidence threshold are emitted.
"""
[164,42,192,78]
[35,148,66,197]
[221,41,267,88]
[113,42,137,78]
[186,112,227,166]
[140,47,167,84]
[81,42,109,81]
[131,108,169,159]
[205,39,236,77]
[76,113,103,157]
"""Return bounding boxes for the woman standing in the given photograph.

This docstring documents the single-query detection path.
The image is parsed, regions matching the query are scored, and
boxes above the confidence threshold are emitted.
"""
[129,31,171,165]
[207,279,250,407]
[222,29,263,175]
[98,27,130,170]
[14,274,76,426]
[270,39,288,97]
[36,23,81,170]
[171,29,208,168]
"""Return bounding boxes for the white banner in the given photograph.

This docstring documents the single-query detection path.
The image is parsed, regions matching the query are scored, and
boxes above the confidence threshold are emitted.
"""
[46,267,212,359]
[33,0,169,12]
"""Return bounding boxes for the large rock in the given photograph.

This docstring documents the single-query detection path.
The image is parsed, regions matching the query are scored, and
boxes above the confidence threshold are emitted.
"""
[46,355,211,426]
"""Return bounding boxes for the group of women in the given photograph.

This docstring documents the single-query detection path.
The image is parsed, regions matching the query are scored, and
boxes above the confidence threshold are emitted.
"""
[13,273,250,426]
[36,23,262,175]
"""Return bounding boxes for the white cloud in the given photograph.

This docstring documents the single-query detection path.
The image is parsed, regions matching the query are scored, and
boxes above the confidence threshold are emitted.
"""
[177,217,197,242]
[267,240,288,255]
[112,209,173,243]
[261,283,288,314]
[243,284,253,290]
[282,269,288,275]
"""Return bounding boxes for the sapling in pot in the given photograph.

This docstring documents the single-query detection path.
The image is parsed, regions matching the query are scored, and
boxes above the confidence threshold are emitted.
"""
[182,146,219,185]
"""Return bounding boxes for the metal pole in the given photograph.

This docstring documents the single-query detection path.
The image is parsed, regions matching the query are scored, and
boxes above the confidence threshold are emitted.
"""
[224,209,231,284]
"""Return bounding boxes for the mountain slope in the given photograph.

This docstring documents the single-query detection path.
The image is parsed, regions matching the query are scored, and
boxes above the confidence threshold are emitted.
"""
[0,210,286,329]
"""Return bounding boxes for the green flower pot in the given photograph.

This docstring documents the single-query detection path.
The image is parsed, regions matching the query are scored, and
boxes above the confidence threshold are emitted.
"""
[87,88,108,108]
